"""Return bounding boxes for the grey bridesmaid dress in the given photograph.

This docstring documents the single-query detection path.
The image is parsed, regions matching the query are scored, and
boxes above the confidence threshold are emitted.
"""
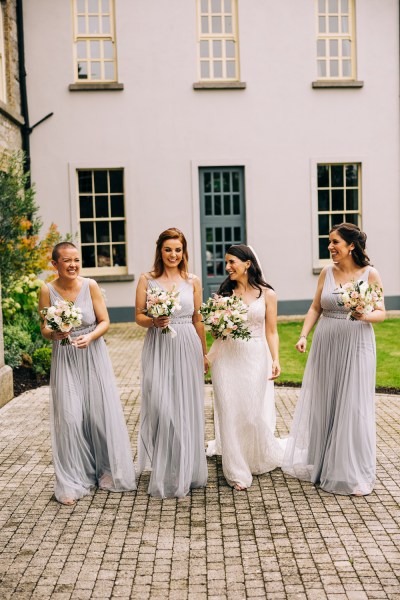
[48,279,136,503]
[283,266,376,495]
[138,277,208,498]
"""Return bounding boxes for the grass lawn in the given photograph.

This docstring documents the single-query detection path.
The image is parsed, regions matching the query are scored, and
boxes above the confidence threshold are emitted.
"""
[206,318,400,391]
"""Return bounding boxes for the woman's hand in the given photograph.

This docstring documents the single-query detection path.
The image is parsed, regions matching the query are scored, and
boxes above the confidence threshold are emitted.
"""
[269,359,281,380]
[203,356,210,375]
[51,330,70,342]
[73,333,94,349]
[295,336,307,353]
[350,311,366,321]
[153,316,170,329]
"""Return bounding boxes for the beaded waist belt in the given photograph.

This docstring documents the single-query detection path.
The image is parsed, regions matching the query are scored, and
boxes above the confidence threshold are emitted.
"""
[70,323,97,337]
[322,310,348,320]
[170,316,193,324]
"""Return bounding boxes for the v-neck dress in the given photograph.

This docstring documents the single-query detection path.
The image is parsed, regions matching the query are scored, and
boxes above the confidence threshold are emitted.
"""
[138,276,208,498]
[282,266,376,495]
[47,278,136,503]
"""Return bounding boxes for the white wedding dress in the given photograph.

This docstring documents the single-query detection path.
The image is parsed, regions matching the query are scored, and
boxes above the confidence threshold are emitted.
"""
[206,292,285,489]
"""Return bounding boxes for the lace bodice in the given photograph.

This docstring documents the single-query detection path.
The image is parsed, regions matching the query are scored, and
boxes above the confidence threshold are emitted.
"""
[245,293,266,339]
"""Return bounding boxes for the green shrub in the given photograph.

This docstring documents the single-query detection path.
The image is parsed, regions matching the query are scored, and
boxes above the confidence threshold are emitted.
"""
[3,324,34,369]
[32,346,52,377]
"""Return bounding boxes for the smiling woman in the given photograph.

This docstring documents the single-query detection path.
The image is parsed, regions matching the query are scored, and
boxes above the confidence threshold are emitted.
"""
[38,242,136,506]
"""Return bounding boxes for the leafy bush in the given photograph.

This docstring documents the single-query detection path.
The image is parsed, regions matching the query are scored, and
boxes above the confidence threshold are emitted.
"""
[32,347,52,377]
[3,324,34,369]
[2,273,44,321]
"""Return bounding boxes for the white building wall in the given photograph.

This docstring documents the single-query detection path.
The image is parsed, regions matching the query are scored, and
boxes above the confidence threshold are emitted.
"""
[24,0,400,316]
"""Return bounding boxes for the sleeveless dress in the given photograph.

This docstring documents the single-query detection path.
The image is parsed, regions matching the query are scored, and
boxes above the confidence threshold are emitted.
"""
[138,277,208,498]
[206,292,285,489]
[282,266,376,495]
[48,279,136,503]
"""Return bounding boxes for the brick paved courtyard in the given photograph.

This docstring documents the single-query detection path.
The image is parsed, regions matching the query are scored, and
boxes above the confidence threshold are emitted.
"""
[0,324,399,600]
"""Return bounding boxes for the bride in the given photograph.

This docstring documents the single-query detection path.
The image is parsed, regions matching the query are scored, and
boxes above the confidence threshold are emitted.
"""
[206,244,285,491]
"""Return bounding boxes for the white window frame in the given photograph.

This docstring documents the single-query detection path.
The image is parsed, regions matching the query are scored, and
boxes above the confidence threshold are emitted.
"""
[315,0,357,81]
[197,0,240,82]
[73,166,128,276]
[72,0,118,83]
[0,3,7,102]
[311,158,362,270]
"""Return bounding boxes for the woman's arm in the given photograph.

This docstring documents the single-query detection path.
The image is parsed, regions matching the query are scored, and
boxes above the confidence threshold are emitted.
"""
[295,268,327,353]
[264,288,280,380]
[351,267,386,323]
[74,280,109,348]
[192,275,209,374]
[135,274,170,329]
[38,284,70,342]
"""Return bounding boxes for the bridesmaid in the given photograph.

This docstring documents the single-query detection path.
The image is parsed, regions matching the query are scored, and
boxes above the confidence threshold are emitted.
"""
[283,223,385,495]
[136,227,208,498]
[39,242,136,506]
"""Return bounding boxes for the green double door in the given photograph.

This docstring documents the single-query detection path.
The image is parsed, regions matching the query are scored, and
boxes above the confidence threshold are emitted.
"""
[199,167,246,299]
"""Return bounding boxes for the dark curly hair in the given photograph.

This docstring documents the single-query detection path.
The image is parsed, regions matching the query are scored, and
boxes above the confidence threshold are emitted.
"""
[218,244,273,297]
[330,223,371,267]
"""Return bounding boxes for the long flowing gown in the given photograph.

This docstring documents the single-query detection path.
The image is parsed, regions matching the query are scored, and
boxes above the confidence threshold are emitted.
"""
[282,266,376,495]
[206,292,284,489]
[138,277,208,498]
[48,279,136,503]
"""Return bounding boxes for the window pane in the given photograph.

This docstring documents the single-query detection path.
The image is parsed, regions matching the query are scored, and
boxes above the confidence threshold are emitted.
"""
[224,0,232,12]
[346,189,358,211]
[95,197,109,217]
[78,16,86,34]
[102,16,110,33]
[317,165,329,187]
[213,40,222,58]
[328,0,338,12]
[204,172,211,193]
[77,0,85,13]
[96,221,110,243]
[346,164,358,186]
[317,60,326,77]
[318,16,326,33]
[200,40,209,58]
[224,195,231,214]
[81,221,94,243]
[346,213,358,225]
[78,61,88,79]
[319,238,330,259]
[216,261,224,275]
[91,61,101,79]
[341,0,349,12]
[215,244,223,258]
[329,39,338,56]
[342,16,349,33]
[331,165,343,187]
[82,245,95,268]
[225,16,232,33]
[226,61,236,78]
[213,172,221,192]
[212,16,222,33]
[205,196,212,215]
[342,39,351,57]
[215,228,222,242]
[330,60,339,77]
[104,40,113,59]
[342,60,351,77]
[90,40,101,59]
[89,16,100,33]
[111,195,124,217]
[234,226,241,241]
[226,40,235,58]
[88,0,99,13]
[332,189,344,211]
[201,61,210,78]
[104,62,115,80]
[201,0,208,12]
[318,0,325,12]
[318,190,329,211]
[223,172,230,192]
[233,195,240,214]
[206,228,213,242]
[111,221,125,242]
[332,213,344,226]
[201,16,209,33]
[97,245,111,267]
[77,41,87,59]
[109,170,123,192]
[94,170,108,193]
[214,195,221,215]
[213,61,223,78]
[78,171,92,193]
[79,196,94,218]
[328,16,338,33]
[318,214,330,235]
[211,0,221,12]
[232,172,239,192]
[224,227,232,242]
[102,0,110,12]
[317,40,326,57]
[112,244,126,267]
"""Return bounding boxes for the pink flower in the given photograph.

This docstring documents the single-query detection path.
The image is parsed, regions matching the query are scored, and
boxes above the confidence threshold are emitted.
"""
[350,291,359,299]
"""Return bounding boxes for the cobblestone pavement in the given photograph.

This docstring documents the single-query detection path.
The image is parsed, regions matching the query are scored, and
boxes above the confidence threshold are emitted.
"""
[0,324,399,600]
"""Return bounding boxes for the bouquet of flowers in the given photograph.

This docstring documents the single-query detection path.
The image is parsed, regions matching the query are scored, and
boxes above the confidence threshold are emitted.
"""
[335,280,384,321]
[41,300,83,345]
[199,294,251,340]
[146,286,181,336]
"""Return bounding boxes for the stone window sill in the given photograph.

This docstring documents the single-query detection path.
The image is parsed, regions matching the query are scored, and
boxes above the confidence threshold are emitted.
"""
[0,99,25,126]
[313,267,323,275]
[193,81,246,90]
[69,82,124,91]
[92,274,134,283]
[312,80,364,89]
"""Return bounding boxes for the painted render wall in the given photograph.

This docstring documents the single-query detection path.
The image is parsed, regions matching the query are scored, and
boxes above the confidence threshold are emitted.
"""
[23,0,400,316]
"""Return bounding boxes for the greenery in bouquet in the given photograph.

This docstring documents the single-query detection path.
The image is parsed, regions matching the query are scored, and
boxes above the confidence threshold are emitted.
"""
[199,294,251,341]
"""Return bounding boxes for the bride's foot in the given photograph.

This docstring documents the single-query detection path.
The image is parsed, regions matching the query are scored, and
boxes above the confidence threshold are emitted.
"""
[233,483,246,491]
[59,498,76,506]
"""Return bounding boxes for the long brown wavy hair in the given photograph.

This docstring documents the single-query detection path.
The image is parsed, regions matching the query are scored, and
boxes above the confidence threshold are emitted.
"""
[151,228,189,279]
[330,222,371,267]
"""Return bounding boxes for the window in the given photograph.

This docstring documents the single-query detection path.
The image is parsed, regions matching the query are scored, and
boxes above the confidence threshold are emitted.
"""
[0,4,7,102]
[197,0,239,81]
[316,0,356,80]
[77,169,127,274]
[73,0,117,82]
[317,163,361,260]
